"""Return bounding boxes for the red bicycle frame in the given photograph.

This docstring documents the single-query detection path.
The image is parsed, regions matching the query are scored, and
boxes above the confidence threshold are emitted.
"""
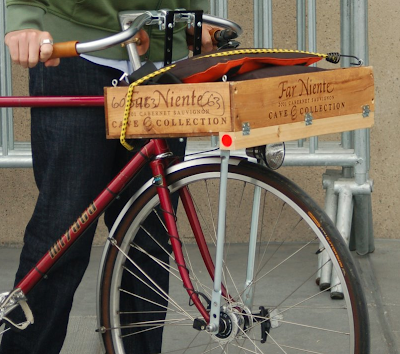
[0,95,224,323]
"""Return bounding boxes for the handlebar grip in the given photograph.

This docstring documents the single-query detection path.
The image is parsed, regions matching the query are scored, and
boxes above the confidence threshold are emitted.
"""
[50,41,80,59]
[213,29,238,43]
[187,28,238,47]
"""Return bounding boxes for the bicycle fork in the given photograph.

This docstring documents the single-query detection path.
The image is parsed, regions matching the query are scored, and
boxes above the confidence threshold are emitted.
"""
[149,153,211,322]
[203,151,259,334]
[149,150,234,330]
[207,150,230,333]
[150,149,260,335]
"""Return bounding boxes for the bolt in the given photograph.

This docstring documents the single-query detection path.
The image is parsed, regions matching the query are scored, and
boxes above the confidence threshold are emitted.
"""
[206,323,218,333]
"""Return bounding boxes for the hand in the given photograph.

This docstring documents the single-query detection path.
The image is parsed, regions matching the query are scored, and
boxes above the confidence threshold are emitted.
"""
[186,24,218,53]
[5,29,60,68]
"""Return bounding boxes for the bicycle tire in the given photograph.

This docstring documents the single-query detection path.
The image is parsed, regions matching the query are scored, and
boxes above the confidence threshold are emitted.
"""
[98,157,369,354]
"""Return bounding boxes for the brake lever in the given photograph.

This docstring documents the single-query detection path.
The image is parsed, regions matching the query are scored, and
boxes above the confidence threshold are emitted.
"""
[217,40,240,50]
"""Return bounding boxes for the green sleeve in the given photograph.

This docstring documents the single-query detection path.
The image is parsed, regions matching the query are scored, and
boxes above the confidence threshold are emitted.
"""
[190,0,209,12]
[6,4,46,33]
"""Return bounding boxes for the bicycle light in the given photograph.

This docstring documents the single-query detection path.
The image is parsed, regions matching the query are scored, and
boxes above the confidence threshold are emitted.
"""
[246,143,285,170]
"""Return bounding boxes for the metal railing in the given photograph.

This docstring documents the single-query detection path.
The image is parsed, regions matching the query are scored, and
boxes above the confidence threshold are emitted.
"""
[0,1,32,168]
[211,0,374,295]
[0,1,374,265]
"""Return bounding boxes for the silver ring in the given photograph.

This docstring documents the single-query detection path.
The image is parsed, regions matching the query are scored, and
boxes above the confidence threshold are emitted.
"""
[40,39,53,46]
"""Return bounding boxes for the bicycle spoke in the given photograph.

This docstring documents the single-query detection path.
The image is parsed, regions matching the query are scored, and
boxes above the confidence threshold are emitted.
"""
[130,243,179,280]
[275,282,342,318]
[112,242,195,321]
[121,318,191,335]
[133,231,216,302]
[0,326,10,336]
[275,319,350,336]
[101,162,367,353]
[139,224,175,261]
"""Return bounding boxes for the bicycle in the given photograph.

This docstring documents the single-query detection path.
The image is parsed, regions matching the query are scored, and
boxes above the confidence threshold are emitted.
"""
[0,9,370,354]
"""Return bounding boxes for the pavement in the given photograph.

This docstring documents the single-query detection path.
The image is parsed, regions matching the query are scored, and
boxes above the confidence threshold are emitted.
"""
[0,239,400,353]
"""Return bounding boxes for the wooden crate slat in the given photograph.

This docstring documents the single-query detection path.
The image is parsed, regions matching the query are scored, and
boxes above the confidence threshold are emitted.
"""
[219,112,374,150]
[104,66,375,145]
[105,82,232,138]
[229,66,374,131]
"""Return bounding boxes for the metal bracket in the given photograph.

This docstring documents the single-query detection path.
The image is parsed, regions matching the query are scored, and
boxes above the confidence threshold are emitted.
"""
[305,113,313,126]
[242,122,250,135]
[362,105,370,118]
[162,10,203,66]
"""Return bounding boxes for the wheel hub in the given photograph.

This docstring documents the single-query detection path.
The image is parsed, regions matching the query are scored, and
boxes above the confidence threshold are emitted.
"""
[212,304,250,344]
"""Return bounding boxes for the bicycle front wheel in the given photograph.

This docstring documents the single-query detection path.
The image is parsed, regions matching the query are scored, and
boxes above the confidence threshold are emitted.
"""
[99,158,369,354]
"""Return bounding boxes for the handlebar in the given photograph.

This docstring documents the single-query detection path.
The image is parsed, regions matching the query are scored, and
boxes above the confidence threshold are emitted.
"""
[51,11,242,59]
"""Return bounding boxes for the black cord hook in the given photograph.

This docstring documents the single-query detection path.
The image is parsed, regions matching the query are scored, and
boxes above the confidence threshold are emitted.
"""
[342,54,364,66]
[326,52,363,66]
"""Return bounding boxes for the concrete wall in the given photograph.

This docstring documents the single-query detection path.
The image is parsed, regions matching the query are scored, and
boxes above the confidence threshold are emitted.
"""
[0,1,398,245]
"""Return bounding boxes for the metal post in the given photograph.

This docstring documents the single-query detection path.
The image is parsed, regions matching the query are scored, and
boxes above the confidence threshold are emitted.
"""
[330,185,354,296]
[341,0,352,67]
[349,0,374,255]
[352,0,369,185]
[210,0,227,19]
[0,0,14,156]
[307,0,317,54]
[340,0,355,178]
[297,0,306,51]
[307,0,318,153]
[209,0,227,149]
[253,0,273,48]
[253,0,261,48]
[352,0,369,66]
[296,0,306,148]
[318,170,340,289]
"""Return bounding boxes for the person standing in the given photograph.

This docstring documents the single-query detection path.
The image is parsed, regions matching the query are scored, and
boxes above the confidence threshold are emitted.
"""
[1,1,212,353]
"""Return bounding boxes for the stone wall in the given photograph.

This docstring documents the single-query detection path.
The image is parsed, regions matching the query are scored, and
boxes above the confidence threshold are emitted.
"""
[0,1,398,245]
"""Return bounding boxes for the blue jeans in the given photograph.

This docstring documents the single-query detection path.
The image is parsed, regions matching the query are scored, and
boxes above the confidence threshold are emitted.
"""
[0,58,185,353]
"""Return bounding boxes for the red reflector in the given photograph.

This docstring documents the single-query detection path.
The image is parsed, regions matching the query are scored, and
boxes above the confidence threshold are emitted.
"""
[221,134,232,147]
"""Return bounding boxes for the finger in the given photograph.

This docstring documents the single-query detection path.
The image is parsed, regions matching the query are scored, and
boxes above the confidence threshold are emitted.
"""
[39,35,54,63]
[44,58,60,67]
[39,43,53,63]
[187,25,212,52]
[5,35,20,65]
[5,30,46,68]
[201,27,214,53]
[28,38,41,68]
[18,32,31,68]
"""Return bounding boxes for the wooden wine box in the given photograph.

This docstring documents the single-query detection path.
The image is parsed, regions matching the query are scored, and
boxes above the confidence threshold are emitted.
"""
[104,66,374,150]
